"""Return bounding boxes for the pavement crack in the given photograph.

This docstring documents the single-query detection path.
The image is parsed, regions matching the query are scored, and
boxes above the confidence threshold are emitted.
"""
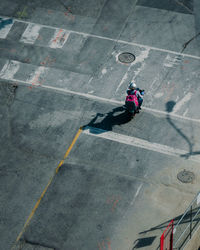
[174,0,193,14]
[19,238,55,250]
[181,32,200,53]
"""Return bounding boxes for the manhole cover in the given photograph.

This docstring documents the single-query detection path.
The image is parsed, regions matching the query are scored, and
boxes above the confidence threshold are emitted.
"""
[118,52,135,63]
[177,170,195,183]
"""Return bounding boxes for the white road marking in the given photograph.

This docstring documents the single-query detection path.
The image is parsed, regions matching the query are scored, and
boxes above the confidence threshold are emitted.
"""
[172,92,193,113]
[27,66,48,85]
[155,92,164,98]
[183,108,189,117]
[0,60,20,79]
[0,60,200,124]
[49,28,70,48]
[163,54,181,67]
[131,183,143,205]
[82,126,200,163]
[115,48,150,93]
[0,18,14,39]
[1,15,200,60]
[20,23,41,44]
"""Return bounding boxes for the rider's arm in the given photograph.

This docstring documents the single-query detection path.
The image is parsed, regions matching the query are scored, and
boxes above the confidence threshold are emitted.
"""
[136,90,143,99]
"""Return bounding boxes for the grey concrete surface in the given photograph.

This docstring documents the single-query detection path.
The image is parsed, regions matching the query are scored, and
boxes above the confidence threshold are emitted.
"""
[184,224,200,250]
[0,0,200,250]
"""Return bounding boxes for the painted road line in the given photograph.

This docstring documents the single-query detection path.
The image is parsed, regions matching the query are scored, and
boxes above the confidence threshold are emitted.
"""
[115,48,150,93]
[83,126,200,163]
[0,60,20,79]
[27,66,48,86]
[172,92,193,114]
[1,15,200,60]
[20,23,41,44]
[0,18,14,39]
[56,127,83,173]
[1,69,200,124]
[13,127,83,247]
[49,28,70,48]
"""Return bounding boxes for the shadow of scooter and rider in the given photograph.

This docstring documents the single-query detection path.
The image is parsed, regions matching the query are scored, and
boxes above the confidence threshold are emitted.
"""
[84,106,133,133]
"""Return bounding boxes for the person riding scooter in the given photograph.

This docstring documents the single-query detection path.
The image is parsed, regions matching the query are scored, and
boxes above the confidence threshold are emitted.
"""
[125,82,144,116]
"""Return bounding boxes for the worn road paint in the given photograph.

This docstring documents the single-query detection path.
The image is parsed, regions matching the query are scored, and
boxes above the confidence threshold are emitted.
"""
[20,23,41,44]
[0,18,14,39]
[130,183,143,205]
[82,126,200,163]
[106,195,121,212]
[172,92,193,113]
[40,56,56,66]
[28,66,48,86]
[1,15,200,60]
[15,176,54,243]
[13,127,83,248]
[0,60,20,79]
[0,67,200,124]
[115,48,150,93]
[49,28,70,48]
[98,239,112,250]
[163,54,181,67]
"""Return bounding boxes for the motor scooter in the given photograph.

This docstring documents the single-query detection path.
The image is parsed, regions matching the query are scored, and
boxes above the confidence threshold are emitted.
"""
[124,89,144,117]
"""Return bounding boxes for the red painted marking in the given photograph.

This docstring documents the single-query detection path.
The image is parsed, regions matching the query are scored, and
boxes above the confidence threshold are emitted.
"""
[98,239,112,250]
[48,10,53,14]
[10,49,17,53]
[40,56,56,66]
[0,48,16,53]
[24,58,30,63]
[106,195,121,212]
[162,82,176,102]
[184,60,189,63]
[31,72,44,87]
[37,35,43,41]
[53,29,63,43]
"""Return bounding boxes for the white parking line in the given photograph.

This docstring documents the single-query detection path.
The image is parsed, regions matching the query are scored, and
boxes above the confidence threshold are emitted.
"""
[1,15,200,60]
[0,60,20,79]
[82,126,200,163]
[0,18,14,39]
[49,28,70,48]
[27,66,48,86]
[20,23,41,44]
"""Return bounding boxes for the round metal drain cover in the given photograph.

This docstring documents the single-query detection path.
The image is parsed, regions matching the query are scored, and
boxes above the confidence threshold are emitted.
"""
[177,170,195,183]
[118,52,135,63]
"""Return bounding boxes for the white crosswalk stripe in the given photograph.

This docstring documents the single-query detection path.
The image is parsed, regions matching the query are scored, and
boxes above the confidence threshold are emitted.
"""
[20,23,41,44]
[83,126,200,163]
[0,60,20,79]
[0,18,14,39]
[49,28,70,48]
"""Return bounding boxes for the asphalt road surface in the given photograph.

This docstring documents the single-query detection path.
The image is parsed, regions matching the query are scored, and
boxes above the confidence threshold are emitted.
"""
[0,0,200,249]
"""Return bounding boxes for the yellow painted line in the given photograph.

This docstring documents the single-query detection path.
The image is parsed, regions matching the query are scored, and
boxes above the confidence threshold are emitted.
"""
[16,176,53,242]
[64,127,83,159]
[13,127,83,247]
[56,160,64,173]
